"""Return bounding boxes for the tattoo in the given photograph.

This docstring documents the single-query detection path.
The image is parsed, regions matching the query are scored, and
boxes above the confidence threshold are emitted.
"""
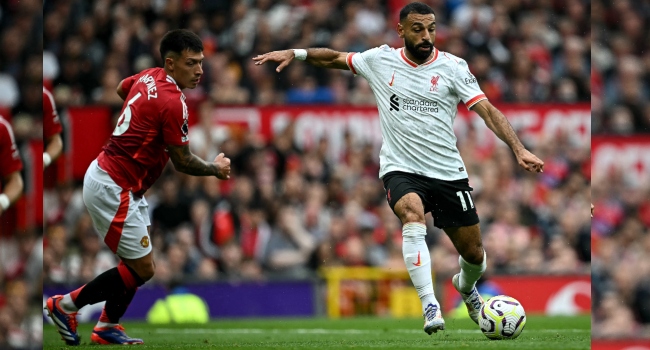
[167,144,218,176]
[305,48,349,70]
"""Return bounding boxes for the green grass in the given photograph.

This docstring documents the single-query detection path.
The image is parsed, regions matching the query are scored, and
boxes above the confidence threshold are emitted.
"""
[43,315,590,349]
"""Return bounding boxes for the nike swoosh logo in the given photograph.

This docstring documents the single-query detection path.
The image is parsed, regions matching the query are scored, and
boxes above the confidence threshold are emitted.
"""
[413,251,421,266]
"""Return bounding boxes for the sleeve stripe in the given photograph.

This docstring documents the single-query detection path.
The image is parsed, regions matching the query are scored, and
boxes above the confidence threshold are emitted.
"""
[347,52,358,75]
[466,94,487,108]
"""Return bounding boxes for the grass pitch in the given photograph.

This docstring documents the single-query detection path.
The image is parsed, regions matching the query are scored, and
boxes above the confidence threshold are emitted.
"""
[43,315,590,349]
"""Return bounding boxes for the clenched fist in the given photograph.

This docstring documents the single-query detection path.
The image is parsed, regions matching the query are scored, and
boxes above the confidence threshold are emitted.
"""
[514,148,544,173]
[214,153,231,180]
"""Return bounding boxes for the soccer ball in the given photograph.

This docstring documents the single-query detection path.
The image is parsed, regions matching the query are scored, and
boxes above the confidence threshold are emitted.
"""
[478,295,526,340]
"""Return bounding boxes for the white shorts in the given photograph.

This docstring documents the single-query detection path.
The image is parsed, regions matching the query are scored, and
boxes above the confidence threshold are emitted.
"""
[83,159,152,259]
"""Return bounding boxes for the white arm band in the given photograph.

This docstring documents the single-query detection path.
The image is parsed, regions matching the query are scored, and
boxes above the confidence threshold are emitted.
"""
[293,49,307,61]
[44,152,52,167]
[0,194,9,210]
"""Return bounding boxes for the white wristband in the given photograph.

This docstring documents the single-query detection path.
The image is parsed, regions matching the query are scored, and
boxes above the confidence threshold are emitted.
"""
[293,49,307,61]
[44,152,52,167]
[0,194,9,210]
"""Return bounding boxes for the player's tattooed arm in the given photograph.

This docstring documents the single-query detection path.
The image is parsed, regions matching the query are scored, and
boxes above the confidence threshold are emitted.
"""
[304,48,350,70]
[167,144,231,179]
[253,48,349,72]
[471,99,544,173]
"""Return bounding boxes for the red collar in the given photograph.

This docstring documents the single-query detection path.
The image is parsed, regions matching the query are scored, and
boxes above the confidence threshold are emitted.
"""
[400,47,438,67]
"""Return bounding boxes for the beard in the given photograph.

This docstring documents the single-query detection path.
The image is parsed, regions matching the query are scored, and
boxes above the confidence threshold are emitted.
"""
[405,39,434,61]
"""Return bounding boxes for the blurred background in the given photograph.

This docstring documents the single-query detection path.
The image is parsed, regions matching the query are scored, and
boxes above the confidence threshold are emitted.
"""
[42,0,590,333]
[0,0,44,349]
[592,0,650,342]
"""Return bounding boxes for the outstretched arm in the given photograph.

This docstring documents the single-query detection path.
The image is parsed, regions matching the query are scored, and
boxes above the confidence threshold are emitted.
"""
[167,144,231,179]
[253,49,350,72]
[471,99,544,173]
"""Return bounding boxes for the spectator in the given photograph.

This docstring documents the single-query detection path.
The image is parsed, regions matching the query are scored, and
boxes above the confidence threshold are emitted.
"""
[42,0,590,331]
[42,0,588,107]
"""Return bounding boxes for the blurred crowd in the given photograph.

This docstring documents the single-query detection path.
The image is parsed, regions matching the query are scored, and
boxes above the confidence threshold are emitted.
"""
[591,0,650,340]
[592,0,650,134]
[44,119,591,287]
[592,170,650,339]
[0,230,43,349]
[0,0,42,141]
[42,0,590,323]
[43,0,589,109]
[0,1,44,349]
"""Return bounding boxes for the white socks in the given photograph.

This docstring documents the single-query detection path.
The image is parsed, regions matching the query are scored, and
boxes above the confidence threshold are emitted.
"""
[60,294,79,313]
[458,250,487,293]
[402,223,438,314]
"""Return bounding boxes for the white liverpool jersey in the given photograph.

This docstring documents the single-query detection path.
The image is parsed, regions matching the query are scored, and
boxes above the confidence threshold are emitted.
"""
[347,45,487,180]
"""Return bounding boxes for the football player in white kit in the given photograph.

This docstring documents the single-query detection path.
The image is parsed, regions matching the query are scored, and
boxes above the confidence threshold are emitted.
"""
[254,2,544,335]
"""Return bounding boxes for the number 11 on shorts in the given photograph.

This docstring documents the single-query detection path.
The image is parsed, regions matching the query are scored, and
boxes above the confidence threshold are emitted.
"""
[456,191,474,211]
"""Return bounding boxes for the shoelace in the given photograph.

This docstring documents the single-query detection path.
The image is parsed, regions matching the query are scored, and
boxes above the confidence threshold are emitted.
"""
[56,300,79,332]
[424,305,438,321]
[68,315,78,332]
[466,290,483,309]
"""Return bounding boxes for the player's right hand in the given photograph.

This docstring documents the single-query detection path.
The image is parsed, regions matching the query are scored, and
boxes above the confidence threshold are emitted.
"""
[253,50,295,72]
[514,148,544,173]
[214,153,231,180]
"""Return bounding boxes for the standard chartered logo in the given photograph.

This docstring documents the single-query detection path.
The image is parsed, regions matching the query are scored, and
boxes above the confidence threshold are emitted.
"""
[390,94,400,111]
[389,94,438,113]
[402,98,439,113]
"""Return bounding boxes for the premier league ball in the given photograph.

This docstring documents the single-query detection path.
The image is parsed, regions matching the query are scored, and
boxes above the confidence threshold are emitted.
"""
[478,295,526,340]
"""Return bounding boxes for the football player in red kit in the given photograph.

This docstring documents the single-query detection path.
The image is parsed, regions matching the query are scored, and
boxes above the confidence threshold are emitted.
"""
[0,116,23,216]
[43,87,63,169]
[45,29,231,345]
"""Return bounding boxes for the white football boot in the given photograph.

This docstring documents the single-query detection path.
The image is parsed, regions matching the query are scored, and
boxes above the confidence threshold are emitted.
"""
[423,303,445,335]
[452,273,485,324]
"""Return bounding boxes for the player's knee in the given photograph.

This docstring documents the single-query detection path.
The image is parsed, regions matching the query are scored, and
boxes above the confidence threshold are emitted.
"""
[396,205,425,224]
[137,262,155,282]
[394,194,425,224]
[401,210,424,224]
[127,260,155,282]
[465,246,485,266]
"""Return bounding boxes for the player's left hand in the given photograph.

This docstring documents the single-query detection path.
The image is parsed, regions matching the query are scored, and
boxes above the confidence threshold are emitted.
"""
[514,149,544,173]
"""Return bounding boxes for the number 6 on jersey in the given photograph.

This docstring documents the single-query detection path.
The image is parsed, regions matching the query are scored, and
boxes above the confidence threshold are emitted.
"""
[113,92,142,136]
[456,191,474,211]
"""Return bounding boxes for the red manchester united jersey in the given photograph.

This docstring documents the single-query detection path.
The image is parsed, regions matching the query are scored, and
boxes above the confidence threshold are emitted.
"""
[43,87,63,139]
[0,116,23,178]
[97,68,189,195]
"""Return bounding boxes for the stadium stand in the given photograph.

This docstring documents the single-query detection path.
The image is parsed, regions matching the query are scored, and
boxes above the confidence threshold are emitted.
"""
[43,0,591,323]
[0,0,44,348]
[592,0,650,339]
